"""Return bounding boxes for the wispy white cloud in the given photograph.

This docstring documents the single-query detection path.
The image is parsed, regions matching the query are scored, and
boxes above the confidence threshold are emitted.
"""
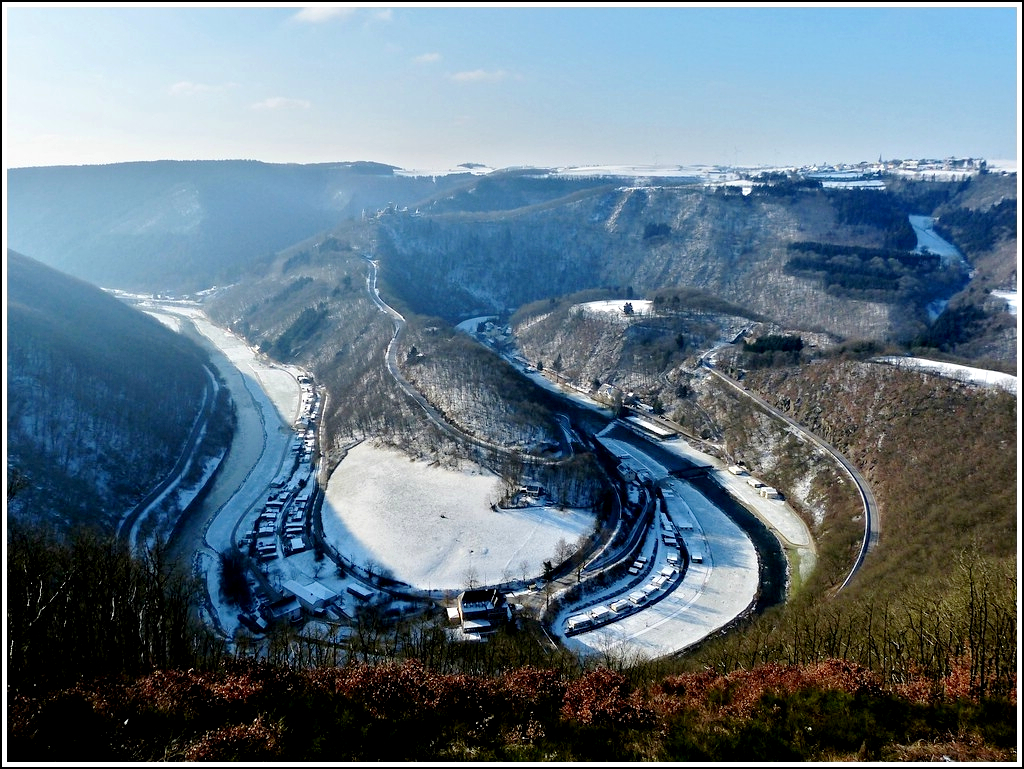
[169,81,235,96]
[250,97,312,111]
[449,69,513,83]
[413,52,442,65]
[371,9,393,23]
[292,7,356,24]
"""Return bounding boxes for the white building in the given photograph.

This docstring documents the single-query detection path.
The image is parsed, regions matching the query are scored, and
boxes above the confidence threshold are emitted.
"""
[281,579,337,614]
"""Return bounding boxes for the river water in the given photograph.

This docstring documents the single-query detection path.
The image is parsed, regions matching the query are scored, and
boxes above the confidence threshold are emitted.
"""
[907,214,971,320]
[141,301,303,635]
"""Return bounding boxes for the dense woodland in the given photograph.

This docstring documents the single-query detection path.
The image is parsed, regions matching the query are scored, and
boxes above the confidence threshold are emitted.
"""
[6,164,1018,761]
[935,197,1017,255]
[783,240,958,303]
[5,252,230,533]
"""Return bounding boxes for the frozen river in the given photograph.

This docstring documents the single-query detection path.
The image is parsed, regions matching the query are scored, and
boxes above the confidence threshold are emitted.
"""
[140,301,304,637]
[555,428,811,660]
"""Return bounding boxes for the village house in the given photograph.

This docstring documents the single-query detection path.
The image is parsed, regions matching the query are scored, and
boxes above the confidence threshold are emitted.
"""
[281,578,337,615]
[454,588,511,635]
[266,596,302,624]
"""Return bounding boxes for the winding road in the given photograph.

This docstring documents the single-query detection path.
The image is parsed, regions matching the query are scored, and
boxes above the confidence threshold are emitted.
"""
[699,353,879,592]
[363,256,568,462]
[117,362,218,551]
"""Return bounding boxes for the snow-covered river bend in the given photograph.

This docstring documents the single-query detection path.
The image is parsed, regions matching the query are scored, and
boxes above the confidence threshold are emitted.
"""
[136,298,814,659]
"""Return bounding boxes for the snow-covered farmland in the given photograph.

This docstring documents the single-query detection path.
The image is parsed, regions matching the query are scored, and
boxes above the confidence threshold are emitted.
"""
[875,356,1017,395]
[573,299,654,320]
[321,443,596,590]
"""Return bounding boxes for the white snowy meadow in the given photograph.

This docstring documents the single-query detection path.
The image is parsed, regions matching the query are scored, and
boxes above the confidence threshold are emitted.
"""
[320,442,596,591]
[875,356,1018,395]
[575,299,654,320]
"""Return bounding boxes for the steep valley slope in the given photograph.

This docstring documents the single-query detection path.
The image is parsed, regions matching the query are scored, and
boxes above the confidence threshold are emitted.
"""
[374,179,982,345]
[6,251,231,534]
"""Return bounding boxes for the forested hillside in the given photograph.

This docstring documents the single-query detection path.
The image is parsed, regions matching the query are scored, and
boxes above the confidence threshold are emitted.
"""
[199,232,591,501]
[742,358,1017,588]
[197,230,478,472]
[373,180,985,344]
[5,160,473,292]
[7,161,1016,363]
[6,251,224,533]
[926,176,1019,362]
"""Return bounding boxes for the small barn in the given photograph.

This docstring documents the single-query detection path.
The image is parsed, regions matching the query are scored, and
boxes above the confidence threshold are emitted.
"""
[347,583,375,602]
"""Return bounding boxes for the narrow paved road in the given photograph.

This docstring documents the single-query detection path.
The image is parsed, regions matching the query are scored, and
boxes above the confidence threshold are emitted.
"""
[363,256,567,462]
[117,362,217,550]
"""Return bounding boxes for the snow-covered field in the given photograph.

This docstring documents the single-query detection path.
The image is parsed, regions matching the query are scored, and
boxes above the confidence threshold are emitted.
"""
[321,443,595,590]
[553,164,708,179]
[575,299,654,319]
[875,356,1017,395]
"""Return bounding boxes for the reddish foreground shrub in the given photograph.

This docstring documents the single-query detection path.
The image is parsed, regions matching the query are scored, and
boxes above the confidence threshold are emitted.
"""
[560,666,655,729]
[181,715,283,761]
[655,660,885,719]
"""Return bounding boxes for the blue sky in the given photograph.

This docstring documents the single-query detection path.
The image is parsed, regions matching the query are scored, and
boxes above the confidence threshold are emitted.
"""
[3,3,1020,171]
